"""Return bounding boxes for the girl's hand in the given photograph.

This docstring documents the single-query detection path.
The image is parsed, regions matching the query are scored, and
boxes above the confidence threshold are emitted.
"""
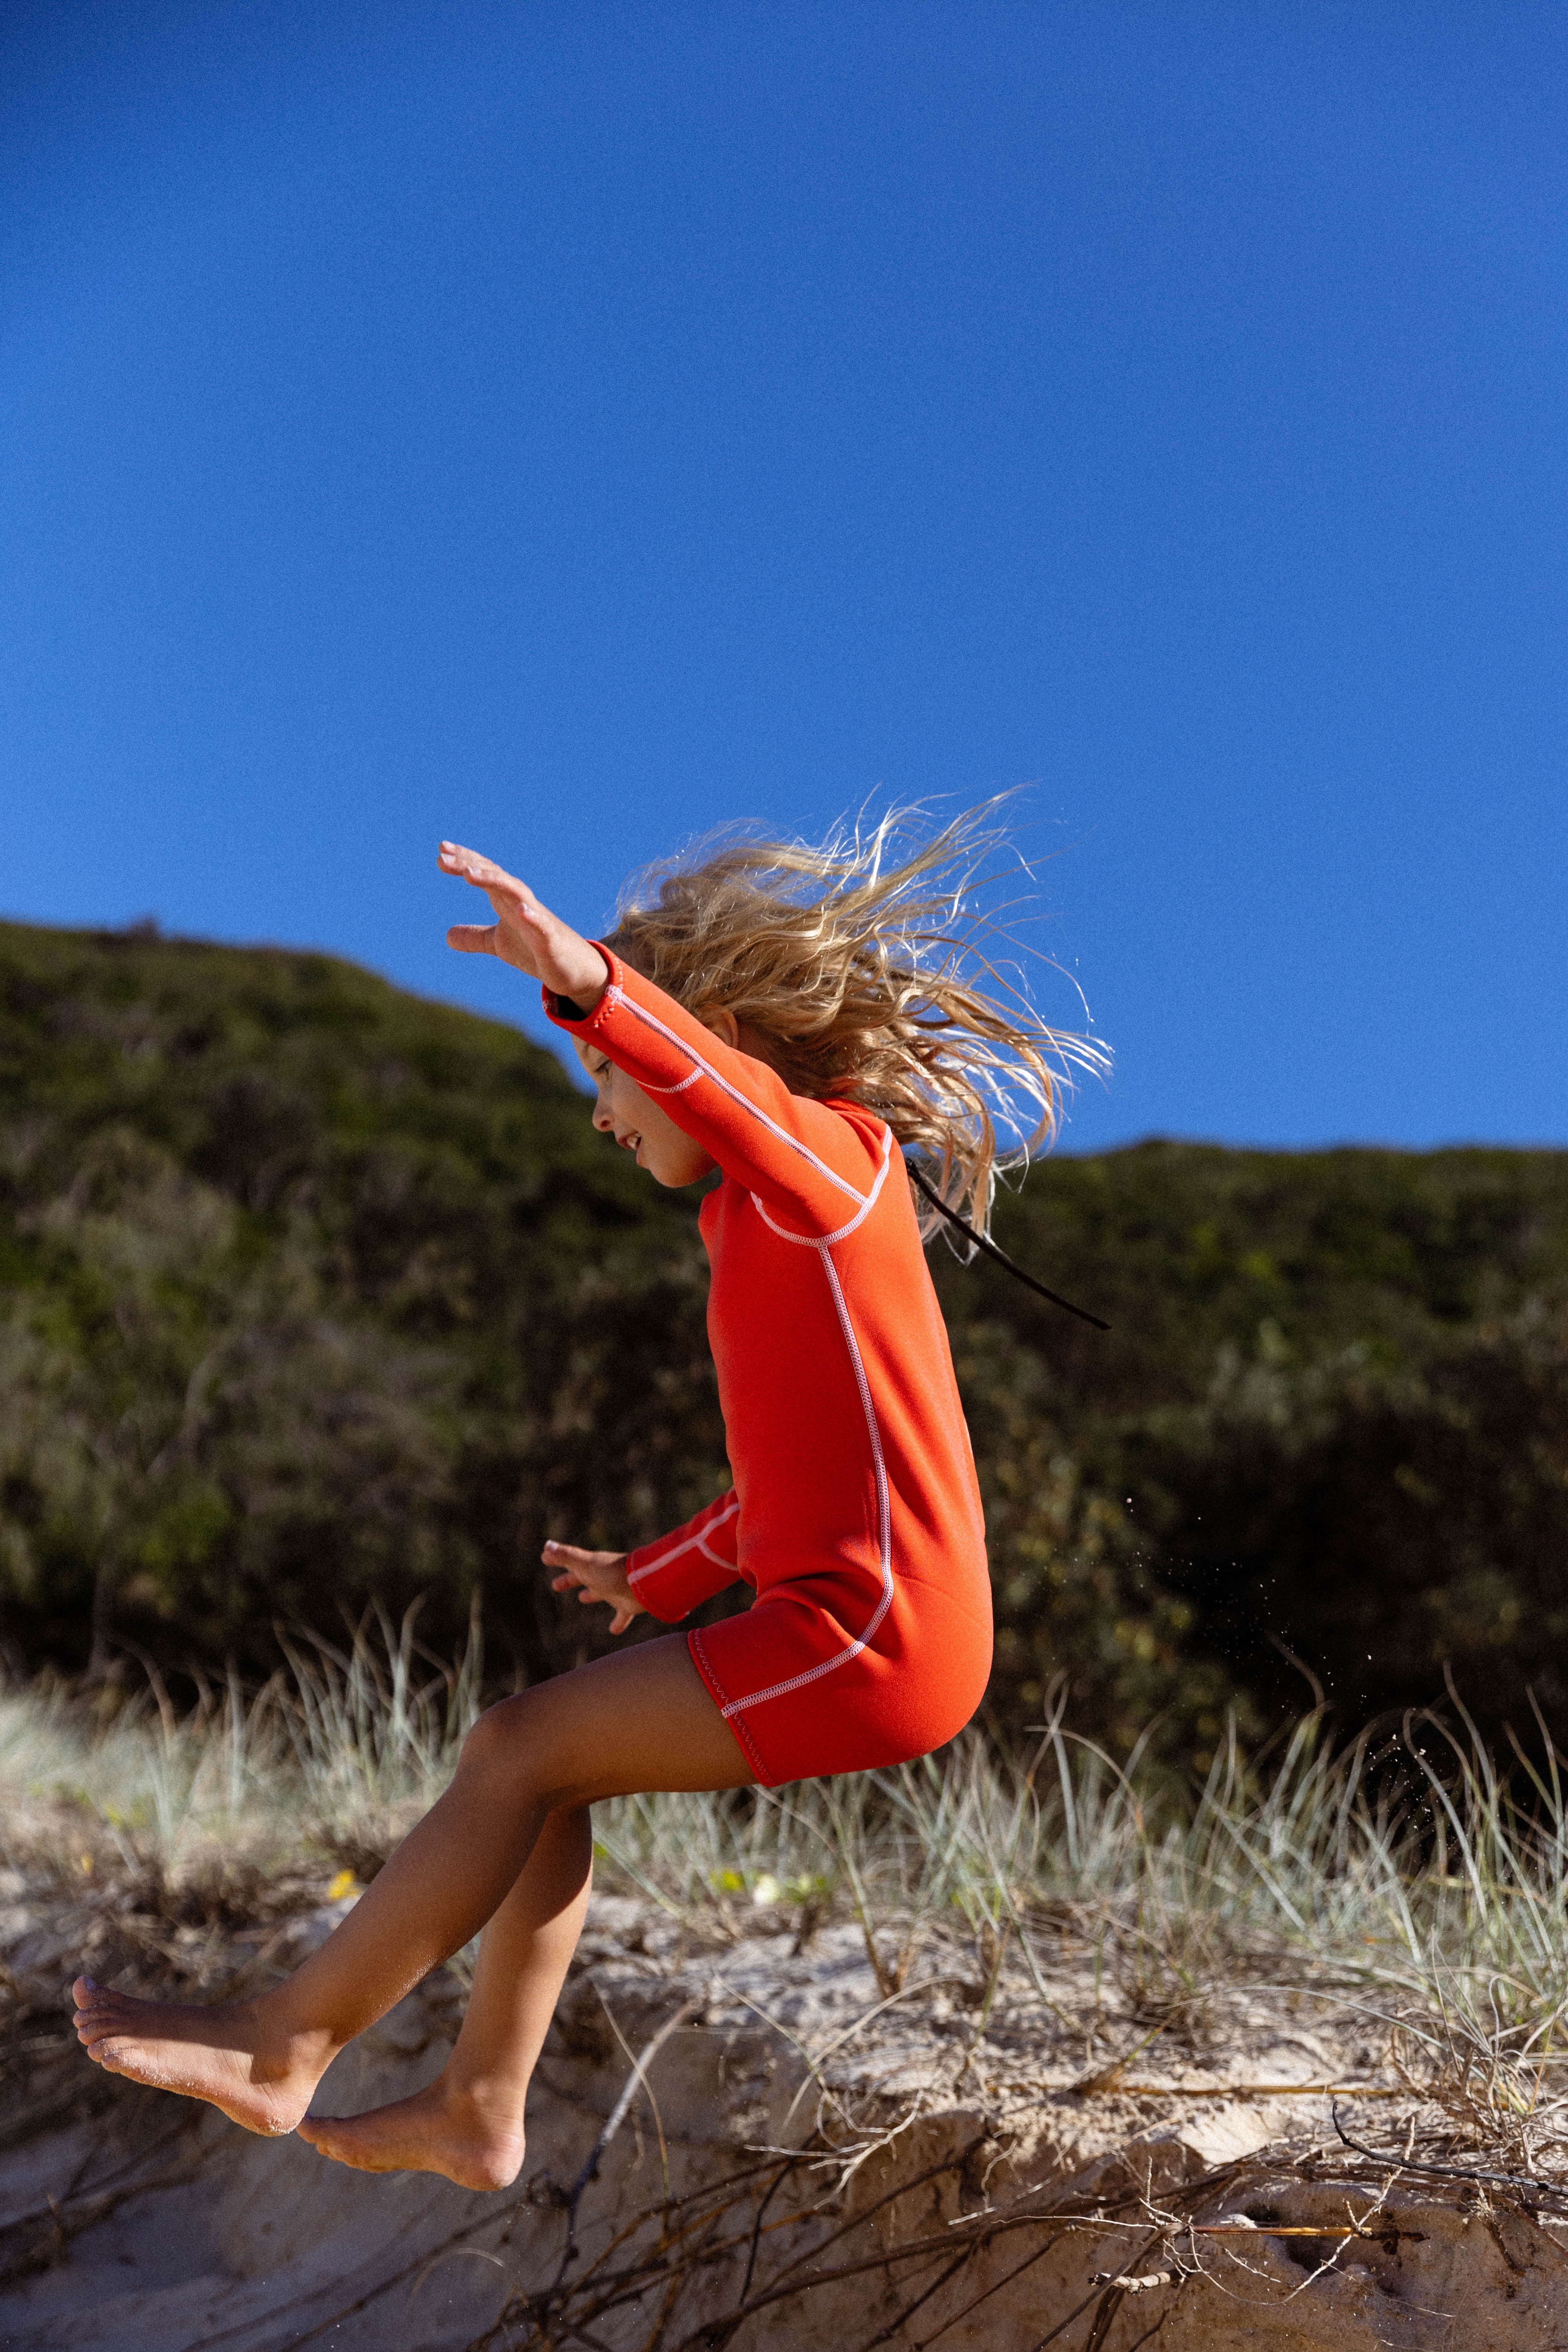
[543,1540,643,1636]
[439,842,610,1007]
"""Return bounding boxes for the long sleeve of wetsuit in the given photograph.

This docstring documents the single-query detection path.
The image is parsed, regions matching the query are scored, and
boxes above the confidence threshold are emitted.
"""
[544,948,893,1238]
[625,1490,743,1623]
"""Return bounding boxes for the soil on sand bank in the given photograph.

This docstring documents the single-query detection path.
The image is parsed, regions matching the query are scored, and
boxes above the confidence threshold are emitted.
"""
[3,1888,1566,2351]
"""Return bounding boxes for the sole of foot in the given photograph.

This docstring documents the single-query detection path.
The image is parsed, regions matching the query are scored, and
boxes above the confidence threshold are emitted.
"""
[72,1975,323,2138]
[297,2082,527,2190]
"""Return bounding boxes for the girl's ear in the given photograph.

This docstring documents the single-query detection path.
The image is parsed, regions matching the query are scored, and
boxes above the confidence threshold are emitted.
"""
[699,1006,742,1049]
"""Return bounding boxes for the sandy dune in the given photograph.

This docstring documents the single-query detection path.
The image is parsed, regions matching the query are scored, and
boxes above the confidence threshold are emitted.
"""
[4,1892,1566,2349]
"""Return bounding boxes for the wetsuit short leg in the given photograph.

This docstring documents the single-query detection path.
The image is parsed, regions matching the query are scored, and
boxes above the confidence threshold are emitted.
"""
[687,1570,993,1788]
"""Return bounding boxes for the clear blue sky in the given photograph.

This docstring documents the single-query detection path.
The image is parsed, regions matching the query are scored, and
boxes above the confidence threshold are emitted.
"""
[2,1,1563,1151]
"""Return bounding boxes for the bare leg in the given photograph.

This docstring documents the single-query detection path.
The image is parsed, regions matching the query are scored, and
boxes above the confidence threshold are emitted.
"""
[296,1805,593,2187]
[72,1637,750,2141]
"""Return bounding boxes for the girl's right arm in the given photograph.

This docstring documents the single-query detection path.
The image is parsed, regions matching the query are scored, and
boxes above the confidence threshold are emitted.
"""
[623,1490,743,1621]
[545,1492,743,1628]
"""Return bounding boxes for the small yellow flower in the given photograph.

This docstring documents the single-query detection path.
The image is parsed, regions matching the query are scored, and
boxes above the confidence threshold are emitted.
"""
[327,1869,361,1902]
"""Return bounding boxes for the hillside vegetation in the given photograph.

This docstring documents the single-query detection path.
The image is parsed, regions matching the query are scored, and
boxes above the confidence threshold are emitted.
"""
[2,917,1565,1763]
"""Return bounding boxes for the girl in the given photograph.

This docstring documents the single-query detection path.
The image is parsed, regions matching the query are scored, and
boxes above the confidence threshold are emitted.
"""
[72,811,1083,2190]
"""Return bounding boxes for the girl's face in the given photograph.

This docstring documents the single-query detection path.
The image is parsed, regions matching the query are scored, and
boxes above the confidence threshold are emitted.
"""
[573,1038,717,1187]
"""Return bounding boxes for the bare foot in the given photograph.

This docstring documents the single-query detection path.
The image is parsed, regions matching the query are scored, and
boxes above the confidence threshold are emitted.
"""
[72,1976,333,2138]
[298,2076,527,2190]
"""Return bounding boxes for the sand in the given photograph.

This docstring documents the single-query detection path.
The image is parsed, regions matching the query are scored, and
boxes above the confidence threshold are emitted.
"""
[3,1887,1566,2349]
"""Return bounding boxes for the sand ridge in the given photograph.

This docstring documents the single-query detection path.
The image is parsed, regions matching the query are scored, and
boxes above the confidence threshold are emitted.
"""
[2,1887,1565,2348]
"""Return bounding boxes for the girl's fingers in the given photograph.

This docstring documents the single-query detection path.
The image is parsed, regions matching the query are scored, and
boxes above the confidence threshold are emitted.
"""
[446,924,499,956]
[439,842,529,902]
[437,839,493,876]
[546,1542,635,1630]
[549,1570,606,1603]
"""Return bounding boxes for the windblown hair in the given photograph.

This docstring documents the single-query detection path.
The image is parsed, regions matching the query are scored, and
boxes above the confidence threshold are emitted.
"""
[605,802,1107,1239]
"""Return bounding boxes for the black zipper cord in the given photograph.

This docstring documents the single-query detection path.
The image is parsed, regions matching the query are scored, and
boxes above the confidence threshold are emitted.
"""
[906,1162,1111,1332]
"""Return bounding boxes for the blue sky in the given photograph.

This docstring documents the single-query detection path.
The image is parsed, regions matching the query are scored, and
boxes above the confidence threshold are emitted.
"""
[2,1,1563,1151]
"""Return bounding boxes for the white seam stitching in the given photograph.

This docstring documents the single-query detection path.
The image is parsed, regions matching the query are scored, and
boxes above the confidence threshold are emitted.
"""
[627,1497,740,1586]
[607,987,867,1207]
[626,1507,737,1584]
[750,1127,894,1246]
[641,1068,704,1096]
[691,1631,768,1775]
[721,1245,893,1719]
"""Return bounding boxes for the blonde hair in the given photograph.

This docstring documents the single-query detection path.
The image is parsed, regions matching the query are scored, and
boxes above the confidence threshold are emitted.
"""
[606,802,1107,1238]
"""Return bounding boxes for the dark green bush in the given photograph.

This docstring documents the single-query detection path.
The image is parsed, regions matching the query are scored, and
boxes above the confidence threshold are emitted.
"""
[2,920,1565,1764]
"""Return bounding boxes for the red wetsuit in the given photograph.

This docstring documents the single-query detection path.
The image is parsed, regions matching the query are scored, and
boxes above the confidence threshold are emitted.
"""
[546,951,992,1787]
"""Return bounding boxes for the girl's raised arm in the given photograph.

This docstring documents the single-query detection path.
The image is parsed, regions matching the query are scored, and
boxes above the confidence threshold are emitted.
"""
[440,841,891,1233]
[545,947,892,1238]
[439,843,610,1007]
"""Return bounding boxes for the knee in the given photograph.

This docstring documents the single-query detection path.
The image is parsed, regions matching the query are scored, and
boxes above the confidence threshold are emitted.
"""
[458,1691,535,1777]
[457,1693,586,1811]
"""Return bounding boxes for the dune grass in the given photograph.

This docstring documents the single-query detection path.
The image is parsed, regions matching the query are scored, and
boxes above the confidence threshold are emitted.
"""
[5,1615,1568,2170]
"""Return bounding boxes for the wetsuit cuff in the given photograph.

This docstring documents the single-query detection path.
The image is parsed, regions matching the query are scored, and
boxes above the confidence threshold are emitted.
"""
[543,944,621,1033]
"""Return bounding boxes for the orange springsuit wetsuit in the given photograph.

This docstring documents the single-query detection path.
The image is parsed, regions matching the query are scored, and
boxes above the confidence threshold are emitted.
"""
[546,949,993,1788]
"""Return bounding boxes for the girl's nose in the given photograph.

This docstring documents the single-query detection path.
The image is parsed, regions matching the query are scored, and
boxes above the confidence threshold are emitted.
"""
[592,1097,614,1132]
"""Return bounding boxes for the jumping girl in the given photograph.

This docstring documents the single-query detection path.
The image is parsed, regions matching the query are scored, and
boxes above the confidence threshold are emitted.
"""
[72,810,1085,2190]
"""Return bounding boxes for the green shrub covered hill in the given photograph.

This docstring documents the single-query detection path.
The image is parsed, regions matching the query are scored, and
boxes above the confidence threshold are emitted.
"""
[2,918,1565,1764]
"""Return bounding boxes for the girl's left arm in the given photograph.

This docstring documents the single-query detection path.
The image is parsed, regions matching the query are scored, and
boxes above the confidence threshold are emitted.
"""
[438,842,886,1231]
[547,948,889,1235]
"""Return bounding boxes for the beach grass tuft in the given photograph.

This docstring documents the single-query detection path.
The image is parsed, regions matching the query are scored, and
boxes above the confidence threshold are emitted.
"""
[6,1617,1568,2161]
